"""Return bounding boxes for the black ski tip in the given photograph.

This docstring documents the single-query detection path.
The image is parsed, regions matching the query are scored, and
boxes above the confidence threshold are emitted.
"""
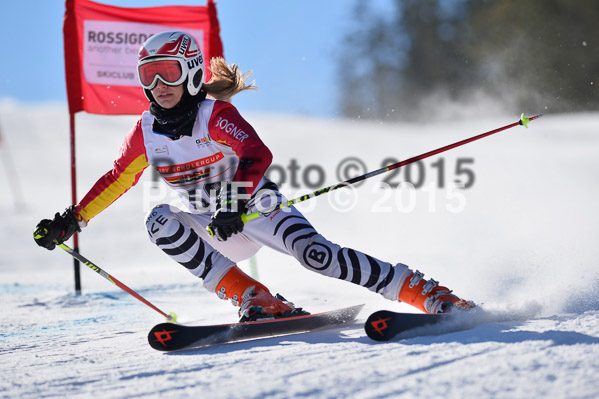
[365,309,475,342]
[148,323,186,351]
[364,310,398,342]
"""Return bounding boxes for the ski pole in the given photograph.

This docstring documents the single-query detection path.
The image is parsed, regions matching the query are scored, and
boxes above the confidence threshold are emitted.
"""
[33,228,177,322]
[60,242,177,322]
[208,113,541,237]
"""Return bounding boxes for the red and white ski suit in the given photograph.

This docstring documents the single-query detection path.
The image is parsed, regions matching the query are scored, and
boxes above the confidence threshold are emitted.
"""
[74,100,411,297]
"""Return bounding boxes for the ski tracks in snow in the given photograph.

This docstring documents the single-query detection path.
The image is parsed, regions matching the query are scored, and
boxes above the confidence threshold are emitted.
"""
[2,284,599,399]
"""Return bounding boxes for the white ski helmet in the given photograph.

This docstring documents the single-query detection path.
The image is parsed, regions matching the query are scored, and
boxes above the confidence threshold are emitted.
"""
[137,31,205,100]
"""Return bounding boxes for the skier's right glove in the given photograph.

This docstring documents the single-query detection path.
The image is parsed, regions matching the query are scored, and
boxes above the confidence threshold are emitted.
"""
[208,184,249,242]
[34,206,81,250]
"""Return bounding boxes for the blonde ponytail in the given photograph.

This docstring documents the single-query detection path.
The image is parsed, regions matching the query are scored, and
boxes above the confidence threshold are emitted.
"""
[203,57,257,101]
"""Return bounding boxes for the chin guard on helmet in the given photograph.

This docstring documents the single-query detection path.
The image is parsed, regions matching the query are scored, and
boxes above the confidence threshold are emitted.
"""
[137,31,205,100]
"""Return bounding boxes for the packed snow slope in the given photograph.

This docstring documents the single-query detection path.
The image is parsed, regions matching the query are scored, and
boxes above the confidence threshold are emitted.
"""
[1,101,598,398]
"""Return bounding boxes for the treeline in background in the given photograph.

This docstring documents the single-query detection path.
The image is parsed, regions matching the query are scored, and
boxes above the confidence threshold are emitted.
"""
[339,0,598,121]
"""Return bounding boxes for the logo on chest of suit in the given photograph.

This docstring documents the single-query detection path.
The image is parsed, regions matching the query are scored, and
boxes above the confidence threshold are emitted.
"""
[154,146,169,155]
[214,117,249,142]
[155,153,226,187]
[195,136,212,148]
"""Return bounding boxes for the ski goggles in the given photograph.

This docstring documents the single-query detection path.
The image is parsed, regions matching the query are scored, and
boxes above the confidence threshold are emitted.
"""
[138,57,187,90]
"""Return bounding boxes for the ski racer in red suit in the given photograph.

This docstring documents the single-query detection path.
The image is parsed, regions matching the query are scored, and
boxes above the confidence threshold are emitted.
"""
[34,31,474,320]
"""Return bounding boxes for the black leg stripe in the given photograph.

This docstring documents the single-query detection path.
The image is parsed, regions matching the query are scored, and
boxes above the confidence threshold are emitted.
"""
[179,239,206,270]
[199,252,213,279]
[282,224,315,249]
[273,215,307,236]
[291,232,318,251]
[376,265,395,293]
[156,222,185,247]
[364,254,382,288]
[337,250,348,281]
[347,249,362,285]
[162,230,198,256]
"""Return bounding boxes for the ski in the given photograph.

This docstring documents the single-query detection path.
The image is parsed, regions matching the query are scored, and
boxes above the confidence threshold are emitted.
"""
[149,304,364,351]
[365,309,482,342]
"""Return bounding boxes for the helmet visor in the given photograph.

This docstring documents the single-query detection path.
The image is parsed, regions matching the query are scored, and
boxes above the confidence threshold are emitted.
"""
[138,58,185,89]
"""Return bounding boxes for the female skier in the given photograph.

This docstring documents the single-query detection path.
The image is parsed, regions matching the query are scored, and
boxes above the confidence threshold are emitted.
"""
[34,31,474,321]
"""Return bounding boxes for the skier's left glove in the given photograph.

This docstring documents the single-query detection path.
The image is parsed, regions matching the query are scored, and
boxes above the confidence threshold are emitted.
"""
[208,185,249,242]
[34,206,82,250]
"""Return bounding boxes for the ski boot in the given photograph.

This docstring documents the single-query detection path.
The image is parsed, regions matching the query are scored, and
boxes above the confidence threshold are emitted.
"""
[238,291,309,322]
[399,270,475,314]
[216,266,309,322]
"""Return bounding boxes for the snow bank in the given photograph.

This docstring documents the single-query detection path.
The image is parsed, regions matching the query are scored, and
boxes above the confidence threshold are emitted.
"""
[1,102,598,398]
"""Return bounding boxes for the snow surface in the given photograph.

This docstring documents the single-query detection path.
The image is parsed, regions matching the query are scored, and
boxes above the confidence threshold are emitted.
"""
[1,101,599,398]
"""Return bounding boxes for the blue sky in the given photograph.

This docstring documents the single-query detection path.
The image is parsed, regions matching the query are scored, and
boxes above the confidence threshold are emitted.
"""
[0,0,378,117]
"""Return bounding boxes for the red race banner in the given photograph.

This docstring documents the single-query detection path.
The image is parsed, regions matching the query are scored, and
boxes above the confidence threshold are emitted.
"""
[63,0,223,115]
